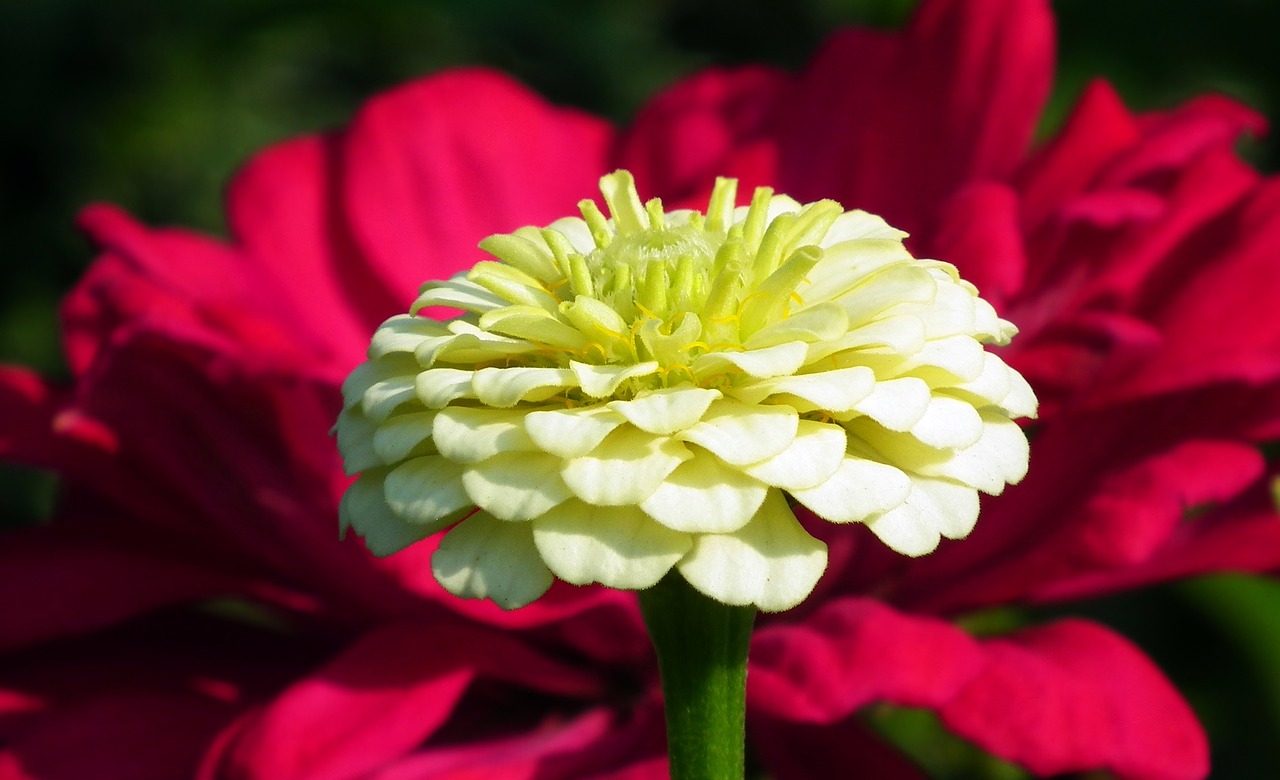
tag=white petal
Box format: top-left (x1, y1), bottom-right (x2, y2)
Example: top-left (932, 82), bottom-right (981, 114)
top-left (479, 230), bottom-right (561, 283)
top-left (740, 420), bottom-right (847, 490)
top-left (789, 453), bottom-right (911, 523)
top-left (432, 512), bottom-right (554, 609)
top-left (676, 490), bottom-right (828, 613)
top-left (937, 412), bottom-right (1031, 492)
top-left (462, 451), bottom-right (572, 521)
top-left (678, 400), bottom-right (798, 466)
top-left (730, 366), bottom-right (875, 413)
top-left (412, 277), bottom-right (507, 315)
top-left (425, 321), bottom-right (539, 366)
top-left (799, 239), bottom-right (914, 303)
top-left (820, 211), bottom-right (909, 245)
top-left (546, 216), bottom-right (596, 254)
top-left (472, 366), bottom-right (577, 407)
top-left (608, 387), bottom-right (721, 435)
top-left (943, 350), bottom-right (1012, 406)
top-left (744, 302), bottom-right (850, 350)
top-left (340, 471), bottom-right (441, 557)
top-left (524, 405), bottom-right (625, 458)
top-left (903, 335), bottom-right (987, 383)
top-left (372, 410), bottom-right (438, 463)
top-left (532, 500), bottom-right (691, 590)
top-left (909, 395), bottom-right (984, 449)
top-left (998, 365), bottom-right (1039, 419)
top-left (806, 315), bottom-right (926, 360)
top-left (369, 314), bottom-right (450, 358)
top-left (360, 361), bottom-right (419, 422)
top-left (640, 451), bottom-right (767, 533)
top-left (342, 357), bottom-right (407, 409)
top-left (384, 456), bottom-right (472, 524)
top-left (906, 279), bottom-right (976, 339)
top-left (864, 476), bottom-right (979, 556)
top-left (468, 261), bottom-right (561, 311)
top-left (856, 410), bottom-right (1030, 494)
top-left (971, 297), bottom-right (1007, 342)
top-left (433, 407), bottom-right (536, 463)
top-left (336, 407), bottom-right (381, 476)
top-left (415, 368), bottom-right (476, 408)
top-left (691, 341), bottom-right (809, 380)
top-left (847, 377), bottom-right (932, 431)
top-left (477, 306), bottom-right (587, 350)
top-left (834, 264), bottom-right (936, 326)
top-left (570, 361), bottom-right (661, 399)
top-left (561, 427), bottom-right (691, 506)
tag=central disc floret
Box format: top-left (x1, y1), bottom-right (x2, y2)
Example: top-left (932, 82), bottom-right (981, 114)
top-left (336, 169), bottom-right (1037, 613)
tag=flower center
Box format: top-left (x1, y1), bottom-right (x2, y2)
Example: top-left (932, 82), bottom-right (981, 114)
top-left (593, 223), bottom-right (723, 324)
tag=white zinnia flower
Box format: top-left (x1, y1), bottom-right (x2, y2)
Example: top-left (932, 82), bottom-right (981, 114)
top-left (336, 171), bottom-right (1036, 612)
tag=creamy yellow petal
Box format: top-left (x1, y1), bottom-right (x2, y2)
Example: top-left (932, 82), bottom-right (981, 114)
top-left (789, 454), bottom-right (910, 523)
top-left (678, 399), bottom-right (798, 466)
top-left (524, 405), bottom-right (625, 459)
top-left (639, 451), bottom-right (767, 533)
top-left (336, 407), bottom-right (381, 476)
top-left (739, 420), bottom-right (847, 490)
top-left (471, 366), bottom-right (578, 407)
top-left (432, 512), bottom-right (553, 609)
top-left (340, 471), bottom-right (443, 556)
top-left (909, 395), bottom-right (984, 450)
top-left (731, 366), bottom-right (875, 412)
top-left (691, 341), bottom-right (809, 380)
top-left (368, 314), bottom-right (450, 358)
top-left (608, 386), bottom-right (721, 435)
top-left (570, 360), bottom-right (661, 398)
top-left (384, 455), bottom-right (472, 524)
top-left (864, 476), bottom-right (979, 556)
top-left (561, 426), bottom-right (691, 505)
top-left (533, 500), bottom-right (691, 590)
top-left (371, 410), bottom-right (438, 463)
top-left (676, 490), bottom-right (827, 613)
top-left (414, 368), bottom-right (476, 408)
top-left (433, 407), bottom-right (537, 463)
top-left (462, 451), bottom-right (572, 521)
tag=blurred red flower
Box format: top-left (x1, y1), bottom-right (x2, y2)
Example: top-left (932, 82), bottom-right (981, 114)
top-left (3, 0), bottom-right (1278, 777)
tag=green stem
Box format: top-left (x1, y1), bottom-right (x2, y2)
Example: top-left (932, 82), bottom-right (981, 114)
top-left (638, 571), bottom-right (757, 780)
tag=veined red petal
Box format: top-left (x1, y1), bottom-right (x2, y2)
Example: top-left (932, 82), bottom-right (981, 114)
top-left (340, 70), bottom-right (614, 307)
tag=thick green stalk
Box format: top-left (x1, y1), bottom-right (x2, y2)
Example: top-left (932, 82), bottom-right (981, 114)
top-left (638, 571), bottom-right (757, 780)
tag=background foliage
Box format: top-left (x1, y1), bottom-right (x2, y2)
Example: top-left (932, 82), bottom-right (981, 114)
top-left (1, 0), bottom-right (1277, 776)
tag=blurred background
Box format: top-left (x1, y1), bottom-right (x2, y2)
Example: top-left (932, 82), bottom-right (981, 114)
top-left (1, 0), bottom-right (1277, 776)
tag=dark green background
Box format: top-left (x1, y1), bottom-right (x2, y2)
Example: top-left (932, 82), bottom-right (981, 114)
top-left (1, 1), bottom-right (1277, 776)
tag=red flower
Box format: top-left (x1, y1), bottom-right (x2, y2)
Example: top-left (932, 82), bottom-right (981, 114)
top-left (3, 0), bottom-right (1278, 777)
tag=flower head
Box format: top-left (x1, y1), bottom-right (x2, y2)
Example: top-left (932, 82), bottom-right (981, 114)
top-left (337, 170), bottom-right (1036, 612)
top-left (5, 1), bottom-right (1278, 777)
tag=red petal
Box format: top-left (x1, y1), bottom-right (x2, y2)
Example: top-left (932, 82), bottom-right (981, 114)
top-left (0, 530), bottom-right (229, 651)
top-left (69, 207), bottom-right (319, 377)
top-left (1114, 177), bottom-right (1280, 397)
top-left (752, 716), bottom-right (929, 780)
top-left (207, 622), bottom-right (605, 779)
top-left (1017, 81), bottom-right (1141, 232)
top-left (615, 66), bottom-right (786, 206)
top-left (0, 366), bottom-right (65, 466)
top-left (903, 392), bottom-right (1272, 612)
top-left (0, 692), bottom-right (231, 780)
top-left (928, 182), bottom-right (1027, 309)
top-left (356, 704), bottom-right (665, 780)
top-left (749, 599), bottom-right (983, 722)
top-left (752, 600), bottom-right (1206, 779)
top-left (341, 70), bottom-right (614, 307)
top-left (940, 620), bottom-right (1208, 780)
top-left (780, 0), bottom-right (1054, 238)
top-left (227, 135), bottom-right (392, 366)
